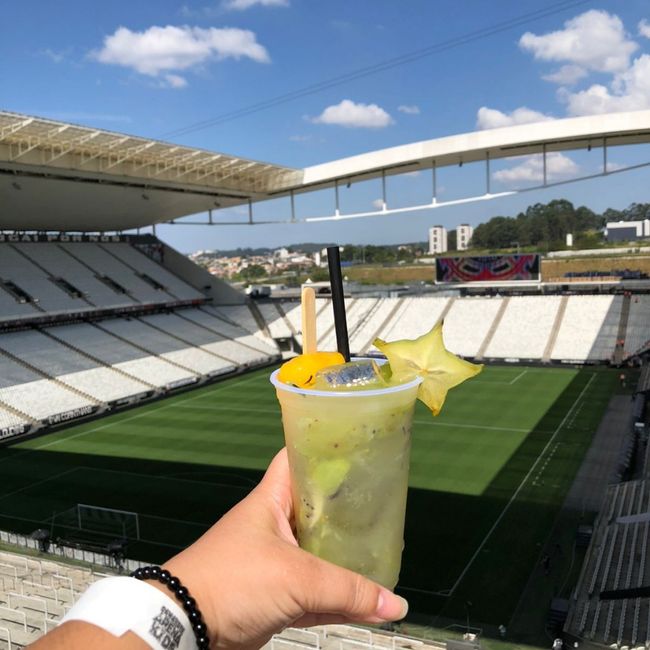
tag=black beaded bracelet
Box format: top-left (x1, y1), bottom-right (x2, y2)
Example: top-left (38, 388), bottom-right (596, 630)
top-left (131, 565), bottom-right (210, 650)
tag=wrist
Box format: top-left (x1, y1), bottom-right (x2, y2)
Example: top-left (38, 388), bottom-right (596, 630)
top-left (132, 565), bottom-right (210, 649)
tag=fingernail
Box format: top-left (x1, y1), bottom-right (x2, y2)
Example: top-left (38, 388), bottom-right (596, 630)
top-left (377, 589), bottom-right (409, 620)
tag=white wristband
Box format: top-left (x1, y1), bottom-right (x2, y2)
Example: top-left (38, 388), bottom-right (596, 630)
top-left (60, 576), bottom-right (197, 650)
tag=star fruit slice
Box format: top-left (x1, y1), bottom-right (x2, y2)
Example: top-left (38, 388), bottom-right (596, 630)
top-left (373, 321), bottom-right (482, 416)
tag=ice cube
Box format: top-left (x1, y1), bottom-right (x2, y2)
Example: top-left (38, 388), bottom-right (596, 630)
top-left (312, 359), bottom-right (387, 391)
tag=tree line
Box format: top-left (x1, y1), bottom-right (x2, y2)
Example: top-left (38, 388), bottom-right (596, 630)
top-left (470, 200), bottom-right (650, 251)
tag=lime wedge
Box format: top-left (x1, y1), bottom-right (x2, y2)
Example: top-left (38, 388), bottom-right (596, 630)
top-left (374, 321), bottom-right (482, 415)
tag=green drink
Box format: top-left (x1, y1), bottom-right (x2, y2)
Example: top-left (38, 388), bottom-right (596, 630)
top-left (271, 367), bottom-right (421, 589)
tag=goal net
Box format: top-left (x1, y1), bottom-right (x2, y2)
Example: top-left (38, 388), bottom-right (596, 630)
top-left (55, 504), bottom-right (140, 540)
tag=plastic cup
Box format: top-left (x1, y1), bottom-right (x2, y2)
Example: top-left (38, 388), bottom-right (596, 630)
top-left (270, 364), bottom-right (422, 588)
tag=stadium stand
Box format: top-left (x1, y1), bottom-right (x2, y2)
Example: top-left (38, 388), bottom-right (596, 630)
top-left (0, 245), bottom-right (86, 315)
top-left (17, 243), bottom-right (136, 309)
top-left (47, 322), bottom-right (197, 390)
top-left (0, 549), bottom-right (105, 648)
top-left (351, 297), bottom-right (402, 354)
top-left (0, 329), bottom-right (149, 404)
top-left (263, 624), bottom-right (446, 650)
top-left (97, 317), bottom-right (234, 377)
top-left (0, 349), bottom-right (96, 423)
top-left (565, 479), bottom-right (650, 648)
top-left (257, 302), bottom-right (294, 340)
top-left (177, 308), bottom-right (279, 361)
top-left (624, 295), bottom-right (650, 357)
top-left (211, 304), bottom-right (273, 344)
top-left (101, 242), bottom-right (202, 301)
top-left (551, 295), bottom-right (623, 362)
top-left (484, 295), bottom-right (563, 360)
top-left (380, 297), bottom-right (451, 342)
top-left (436, 297), bottom-right (502, 358)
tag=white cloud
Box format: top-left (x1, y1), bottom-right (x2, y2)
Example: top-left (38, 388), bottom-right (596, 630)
top-left (398, 104), bottom-right (420, 115)
top-left (42, 48), bottom-right (67, 64)
top-left (563, 54), bottom-right (650, 115)
top-left (476, 106), bottom-right (553, 130)
top-left (289, 134), bottom-right (312, 142)
top-left (493, 153), bottom-right (578, 185)
top-left (223, 0), bottom-right (288, 10)
top-left (91, 25), bottom-right (269, 81)
top-left (639, 19), bottom-right (650, 39)
top-left (520, 10), bottom-right (638, 78)
top-left (542, 64), bottom-right (588, 85)
top-left (311, 99), bottom-right (393, 128)
top-left (372, 198), bottom-right (385, 209)
top-left (164, 74), bottom-right (188, 88)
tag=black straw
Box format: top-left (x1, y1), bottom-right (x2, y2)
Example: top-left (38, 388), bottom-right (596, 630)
top-left (327, 246), bottom-right (350, 362)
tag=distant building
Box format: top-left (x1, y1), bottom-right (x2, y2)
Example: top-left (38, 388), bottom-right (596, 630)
top-left (428, 226), bottom-right (448, 254)
top-left (605, 220), bottom-right (650, 242)
top-left (456, 224), bottom-right (473, 251)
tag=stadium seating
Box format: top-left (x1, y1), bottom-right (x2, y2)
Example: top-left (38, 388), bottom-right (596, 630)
top-left (350, 297), bottom-right (402, 353)
top-left (0, 549), bottom-right (102, 648)
top-left (624, 295), bottom-right (650, 357)
top-left (0, 245), bottom-right (86, 315)
top-left (139, 312), bottom-right (259, 369)
top-left (256, 302), bottom-right (294, 339)
top-left (565, 479), bottom-right (650, 647)
top-left (176, 308), bottom-right (279, 361)
top-left (212, 304), bottom-right (274, 344)
top-left (49, 322), bottom-right (197, 389)
top-left (102, 243), bottom-right (202, 301)
top-left (98, 317), bottom-right (234, 377)
top-left (551, 295), bottom-right (623, 361)
top-left (378, 297), bottom-right (451, 342)
top-left (0, 329), bottom-right (150, 404)
top-left (17, 243), bottom-right (136, 310)
top-left (0, 242), bottom-right (205, 323)
top-left (484, 296), bottom-right (562, 359)
top-left (442, 297), bottom-right (502, 358)
top-left (60, 243), bottom-right (180, 304)
top-left (263, 624), bottom-right (447, 650)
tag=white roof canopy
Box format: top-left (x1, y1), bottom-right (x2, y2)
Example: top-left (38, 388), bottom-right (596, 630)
top-left (1, 109), bottom-right (650, 230)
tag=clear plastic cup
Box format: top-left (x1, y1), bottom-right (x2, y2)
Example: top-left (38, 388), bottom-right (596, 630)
top-left (271, 364), bottom-right (422, 588)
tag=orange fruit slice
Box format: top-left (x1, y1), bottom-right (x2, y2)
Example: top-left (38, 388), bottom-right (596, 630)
top-left (278, 352), bottom-right (346, 388)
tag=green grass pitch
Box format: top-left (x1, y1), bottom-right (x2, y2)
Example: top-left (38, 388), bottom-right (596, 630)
top-left (0, 364), bottom-right (618, 625)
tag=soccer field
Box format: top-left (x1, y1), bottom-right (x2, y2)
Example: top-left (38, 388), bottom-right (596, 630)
top-left (0, 364), bottom-right (618, 624)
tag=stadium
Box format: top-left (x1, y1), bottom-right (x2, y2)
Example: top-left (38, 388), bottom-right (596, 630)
top-left (1, 87), bottom-right (650, 650)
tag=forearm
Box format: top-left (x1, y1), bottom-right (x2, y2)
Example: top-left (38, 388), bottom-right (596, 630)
top-left (29, 622), bottom-right (149, 649)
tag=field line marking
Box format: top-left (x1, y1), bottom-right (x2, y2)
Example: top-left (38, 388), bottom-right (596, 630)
top-left (75, 465), bottom-right (254, 491)
top-left (444, 371), bottom-right (597, 597)
top-left (0, 468), bottom-right (78, 503)
top-left (23, 372), bottom-right (266, 452)
top-left (509, 370), bottom-right (528, 384)
top-left (171, 405), bottom-right (534, 434)
top-left (413, 419), bottom-right (532, 433)
top-left (175, 404), bottom-right (277, 414)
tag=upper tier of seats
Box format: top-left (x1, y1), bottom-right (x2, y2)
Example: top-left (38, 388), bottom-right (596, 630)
top-left (0, 242), bottom-right (204, 322)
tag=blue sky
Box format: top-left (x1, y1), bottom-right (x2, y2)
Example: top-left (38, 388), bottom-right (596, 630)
top-left (2, 0), bottom-right (650, 252)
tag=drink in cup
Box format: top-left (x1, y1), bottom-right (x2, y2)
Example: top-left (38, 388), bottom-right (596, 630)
top-left (271, 364), bottom-right (422, 589)
top-left (272, 321), bottom-right (482, 589)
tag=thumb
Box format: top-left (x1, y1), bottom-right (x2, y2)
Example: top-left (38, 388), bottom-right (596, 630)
top-left (297, 555), bottom-right (409, 623)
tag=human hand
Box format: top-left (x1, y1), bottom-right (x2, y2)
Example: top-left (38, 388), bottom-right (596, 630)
top-left (161, 448), bottom-right (408, 650)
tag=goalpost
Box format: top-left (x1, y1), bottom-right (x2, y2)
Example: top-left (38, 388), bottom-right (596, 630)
top-left (67, 504), bottom-right (141, 540)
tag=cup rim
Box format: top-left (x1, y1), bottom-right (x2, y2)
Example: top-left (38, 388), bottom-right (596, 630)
top-left (270, 357), bottom-right (423, 398)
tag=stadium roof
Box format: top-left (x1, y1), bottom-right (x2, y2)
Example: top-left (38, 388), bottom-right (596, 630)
top-left (2, 109), bottom-right (650, 230)
top-left (0, 111), bottom-right (301, 231)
